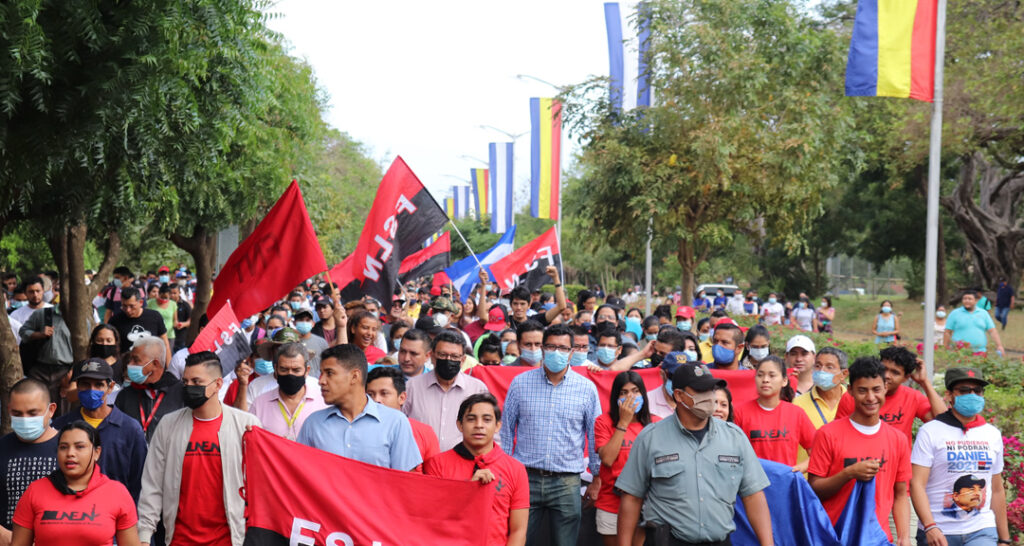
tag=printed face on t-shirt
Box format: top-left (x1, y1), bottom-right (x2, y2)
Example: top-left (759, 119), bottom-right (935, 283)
top-left (952, 484), bottom-right (984, 512)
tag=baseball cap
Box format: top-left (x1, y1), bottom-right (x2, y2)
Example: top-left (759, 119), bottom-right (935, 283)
top-left (660, 352), bottom-right (689, 376)
top-left (671, 363), bottom-right (726, 393)
top-left (944, 367), bottom-right (989, 390)
top-left (786, 335), bottom-right (816, 354)
top-left (72, 358), bottom-right (114, 382)
top-left (430, 286), bottom-right (442, 297)
top-left (675, 306), bottom-right (695, 319)
top-left (605, 296), bottom-right (625, 310)
top-left (158, 266), bottom-right (170, 273)
top-left (293, 308), bottom-right (314, 321)
top-left (415, 316), bottom-right (442, 336)
top-left (952, 474), bottom-right (986, 492)
top-left (484, 307), bottom-right (506, 331)
top-left (313, 299), bottom-right (331, 310)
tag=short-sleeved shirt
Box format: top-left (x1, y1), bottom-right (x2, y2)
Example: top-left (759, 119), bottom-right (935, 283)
top-left (0, 432), bottom-right (59, 528)
top-left (174, 414), bottom-right (231, 546)
top-left (835, 384), bottom-right (930, 443)
top-left (13, 470), bottom-right (137, 546)
top-left (807, 418), bottom-right (912, 543)
top-left (793, 386), bottom-right (846, 430)
top-left (424, 445), bottom-right (529, 546)
top-left (249, 386), bottom-right (328, 441)
top-left (300, 334), bottom-right (330, 377)
top-left (733, 400), bottom-right (816, 466)
top-left (594, 413), bottom-right (660, 513)
top-left (297, 396), bottom-right (423, 471)
top-left (409, 418), bottom-right (441, 468)
top-left (146, 299), bottom-right (177, 340)
top-left (403, 370), bottom-right (490, 451)
top-left (615, 415), bottom-right (770, 543)
top-left (945, 307), bottom-right (996, 352)
top-left (911, 412), bottom-right (1003, 535)
top-left (107, 309), bottom-right (167, 352)
top-left (647, 384), bottom-right (675, 420)
top-left (761, 302), bottom-right (784, 325)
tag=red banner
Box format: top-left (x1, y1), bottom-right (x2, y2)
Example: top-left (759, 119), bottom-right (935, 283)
top-left (398, 231), bottom-right (450, 282)
top-left (488, 226), bottom-right (561, 292)
top-left (209, 181), bottom-right (327, 319)
top-left (188, 301), bottom-right (251, 375)
top-left (243, 427), bottom-right (493, 545)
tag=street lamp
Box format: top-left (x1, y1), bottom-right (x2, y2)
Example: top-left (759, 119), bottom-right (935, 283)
top-left (516, 73), bottom-right (564, 92)
top-left (478, 125), bottom-right (528, 142)
top-left (459, 155), bottom-right (488, 166)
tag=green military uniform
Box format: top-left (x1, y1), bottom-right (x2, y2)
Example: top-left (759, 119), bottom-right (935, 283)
top-left (616, 414), bottom-right (770, 543)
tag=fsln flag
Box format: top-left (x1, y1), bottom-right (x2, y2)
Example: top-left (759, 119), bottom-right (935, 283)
top-left (470, 168), bottom-right (489, 220)
top-left (443, 226), bottom-right (516, 303)
top-left (188, 300), bottom-right (251, 376)
top-left (605, 2), bottom-right (652, 112)
top-left (529, 98), bottom-right (562, 220)
top-left (399, 231), bottom-right (451, 283)
top-left (242, 427), bottom-right (493, 546)
top-left (489, 142), bottom-right (515, 233)
top-left (490, 226), bottom-right (561, 292)
top-left (845, 0), bottom-right (937, 102)
top-left (454, 186), bottom-right (471, 220)
top-left (209, 181), bottom-right (327, 319)
top-left (333, 157), bottom-right (448, 305)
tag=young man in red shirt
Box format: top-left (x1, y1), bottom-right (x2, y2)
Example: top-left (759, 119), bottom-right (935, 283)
top-left (424, 393), bottom-right (528, 546)
top-left (366, 366), bottom-right (440, 471)
top-left (808, 356), bottom-right (912, 546)
top-left (835, 346), bottom-right (946, 443)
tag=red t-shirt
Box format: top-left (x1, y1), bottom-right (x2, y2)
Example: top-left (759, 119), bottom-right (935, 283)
top-left (13, 469), bottom-right (136, 546)
top-left (223, 374), bottom-right (263, 407)
top-left (593, 413), bottom-right (660, 513)
top-left (835, 384), bottom-right (930, 443)
top-left (410, 418), bottom-right (441, 472)
top-left (174, 414), bottom-right (231, 546)
top-left (363, 345), bottom-right (387, 365)
top-left (733, 400), bottom-right (816, 466)
top-left (807, 418), bottom-right (911, 542)
top-left (424, 445), bottom-right (529, 546)
top-left (462, 321), bottom-right (487, 343)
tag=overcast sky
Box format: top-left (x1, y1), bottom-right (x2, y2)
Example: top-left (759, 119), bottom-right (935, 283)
top-left (266, 0), bottom-right (612, 206)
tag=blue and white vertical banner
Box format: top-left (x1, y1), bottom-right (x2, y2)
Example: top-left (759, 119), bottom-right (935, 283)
top-left (453, 186), bottom-right (471, 220)
top-left (605, 2), bottom-right (651, 112)
top-left (489, 142), bottom-right (515, 234)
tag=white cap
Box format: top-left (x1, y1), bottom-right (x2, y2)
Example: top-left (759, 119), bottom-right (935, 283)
top-left (786, 335), bottom-right (816, 354)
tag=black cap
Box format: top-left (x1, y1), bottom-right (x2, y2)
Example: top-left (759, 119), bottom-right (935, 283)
top-left (293, 308), bottom-right (315, 321)
top-left (415, 316), bottom-right (441, 335)
top-left (952, 474), bottom-right (985, 492)
top-left (671, 363), bottom-right (726, 393)
top-left (72, 358), bottom-right (114, 382)
top-left (605, 296), bottom-right (626, 310)
top-left (313, 299), bottom-right (331, 309)
top-left (944, 367), bottom-right (989, 390)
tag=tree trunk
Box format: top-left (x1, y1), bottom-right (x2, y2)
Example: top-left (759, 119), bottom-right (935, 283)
top-left (677, 238), bottom-right (697, 302)
top-left (0, 292), bottom-right (24, 433)
top-left (171, 226), bottom-right (217, 342)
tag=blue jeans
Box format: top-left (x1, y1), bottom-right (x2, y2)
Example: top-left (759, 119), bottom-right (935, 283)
top-left (995, 306), bottom-right (1010, 328)
top-left (915, 526), bottom-right (997, 546)
top-left (525, 471), bottom-right (582, 546)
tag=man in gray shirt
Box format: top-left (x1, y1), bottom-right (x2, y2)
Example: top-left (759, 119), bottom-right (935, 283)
top-left (293, 309), bottom-right (329, 377)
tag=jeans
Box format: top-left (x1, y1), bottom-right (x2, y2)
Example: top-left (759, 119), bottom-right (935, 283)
top-left (915, 526), bottom-right (998, 546)
top-left (994, 306), bottom-right (1010, 328)
top-left (525, 472), bottom-right (581, 546)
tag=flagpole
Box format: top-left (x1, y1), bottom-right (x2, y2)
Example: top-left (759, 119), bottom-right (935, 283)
top-left (645, 217), bottom-right (653, 316)
top-left (922, 0), bottom-right (948, 380)
top-left (448, 218), bottom-right (484, 269)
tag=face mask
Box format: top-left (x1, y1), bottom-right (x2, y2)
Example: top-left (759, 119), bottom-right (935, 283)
top-left (112, 278), bottom-right (123, 288)
top-left (768, 297), bottom-right (777, 304)
top-left (501, 355), bottom-right (517, 365)
top-left (581, 321), bottom-right (593, 330)
top-left (43, 290), bottom-right (54, 303)
top-left (683, 349), bottom-right (699, 362)
top-left (618, 397), bottom-right (644, 412)
top-left (813, 370), bottom-right (839, 391)
top-left (663, 379), bottom-right (673, 395)
top-left (798, 302), bottom-right (807, 309)
top-left (698, 293), bottom-right (705, 300)
top-left (90, 344), bottom-right (118, 359)
top-left (241, 318), bottom-right (253, 329)
top-left (570, 352), bottom-right (588, 367)
top-left (434, 313), bottom-right (450, 327)
top-left (936, 311), bottom-right (947, 319)
top-left (676, 321), bottom-right (691, 331)
top-left (126, 364), bottom-right (151, 385)
top-left (717, 293), bottom-right (724, 298)
top-left (521, 348), bottom-right (542, 365)
top-left (11, 415), bottom-right (46, 441)
top-left (699, 333), bottom-right (710, 342)
top-left (501, 341), bottom-right (511, 354)
top-left (10, 300), bottom-right (27, 309)
top-left (680, 389), bottom-right (717, 420)
top-left (78, 389), bottom-right (106, 410)
top-left (543, 350), bottom-right (569, 373)
top-left (749, 347), bottom-right (770, 361)
top-left (645, 334), bottom-right (657, 341)
top-left (649, 353), bottom-right (664, 367)
top-left (159, 275), bottom-right (170, 284)
top-left (596, 347), bottom-right (617, 365)
top-left (295, 321), bottom-right (314, 335)
top-left (276, 374), bottom-right (306, 396)
top-left (820, 301), bottom-right (827, 308)
top-left (254, 358), bottom-right (275, 376)
top-left (289, 301), bottom-right (303, 311)
top-left (953, 393), bottom-right (985, 418)
top-left (183, 384), bottom-right (212, 410)
top-left (435, 358), bottom-right (461, 381)
top-left (881, 306), bottom-right (892, 314)
top-left (712, 344), bottom-right (735, 365)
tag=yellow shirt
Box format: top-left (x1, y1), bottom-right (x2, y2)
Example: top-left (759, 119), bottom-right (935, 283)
top-left (80, 409), bottom-right (105, 429)
top-left (793, 385), bottom-right (846, 462)
top-left (699, 339), bottom-right (714, 364)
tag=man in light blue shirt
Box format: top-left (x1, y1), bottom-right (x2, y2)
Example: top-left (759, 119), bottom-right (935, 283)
top-left (944, 290), bottom-right (1004, 356)
top-left (298, 344), bottom-right (422, 471)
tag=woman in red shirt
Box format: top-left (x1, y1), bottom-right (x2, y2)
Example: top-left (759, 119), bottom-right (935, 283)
top-left (733, 356), bottom-right (816, 472)
top-left (347, 310), bottom-right (386, 363)
top-left (12, 421), bottom-right (140, 546)
top-left (594, 371), bottom-right (660, 546)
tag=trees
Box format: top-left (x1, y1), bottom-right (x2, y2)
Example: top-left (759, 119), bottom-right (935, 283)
top-left (564, 0), bottom-right (861, 298)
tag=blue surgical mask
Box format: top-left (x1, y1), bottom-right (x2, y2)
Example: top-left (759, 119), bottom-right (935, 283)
top-left (799, 302), bottom-right (807, 309)
top-left (663, 379), bottom-right (673, 396)
top-left (543, 350), bottom-right (569, 373)
top-left (521, 348), bottom-right (542, 365)
top-left (289, 301), bottom-right (303, 311)
top-left (77, 389), bottom-right (106, 410)
top-left (254, 358), bottom-right (275, 376)
top-left (11, 415), bottom-right (46, 441)
top-left (953, 393), bottom-right (985, 418)
top-left (683, 349), bottom-right (699, 362)
top-left (581, 321), bottom-right (593, 330)
top-left (881, 306), bottom-right (892, 314)
top-left (676, 321), bottom-right (691, 331)
top-left (295, 321), bottom-right (314, 335)
top-left (126, 364), bottom-right (151, 385)
top-left (240, 318), bottom-right (253, 329)
top-left (501, 354), bottom-right (517, 365)
top-left (768, 297), bottom-right (777, 304)
top-left (10, 300), bottom-right (26, 309)
top-left (749, 347), bottom-right (770, 361)
top-left (645, 334), bottom-right (657, 341)
top-left (112, 278), bottom-right (123, 288)
top-left (501, 341), bottom-right (511, 354)
top-left (618, 397), bottom-right (644, 412)
top-left (936, 311), bottom-right (947, 319)
top-left (813, 370), bottom-right (839, 391)
top-left (569, 352), bottom-right (588, 367)
top-left (158, 275), bottom-right (170, 284)
top-left (712, 344), bottom-right (735, 365)
top-left (596, 347), bottom-right (617, 365)
top-left (699, 332), bottom-right (710, 343)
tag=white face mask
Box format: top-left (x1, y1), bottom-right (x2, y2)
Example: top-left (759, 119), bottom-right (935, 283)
top-left (434, 313), bottom-right (450, 327)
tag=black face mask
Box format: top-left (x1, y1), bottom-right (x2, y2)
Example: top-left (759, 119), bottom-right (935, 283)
top-left (183, 384), bottom-right (211, 409)
top-left (90, 344), bottom-right (119, 359)
top-left (276, 374), bottom-right (305, 396)
top-left (435, 358), bottom-right (461, 381)
top-left (649, 353), bottom-right (664, 367)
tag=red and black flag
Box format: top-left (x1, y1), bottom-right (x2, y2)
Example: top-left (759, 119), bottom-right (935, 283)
top-left (489, 226), bottom-right (561, 293)
top-left (399, 231), bottom-right (451, 283)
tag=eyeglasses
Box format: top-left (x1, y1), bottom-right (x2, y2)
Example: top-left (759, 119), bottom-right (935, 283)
top-left (572, 343), bottom-right (589, 351)
top-left (434, 352), bottom-right (464, 361)
top-left (544, 344), bottom-right (571, 353)
top-left (953, 385), bottom-right (985, 396)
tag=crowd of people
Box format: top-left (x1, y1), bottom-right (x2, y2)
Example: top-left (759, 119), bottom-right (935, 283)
top-left (0, 264), bottom-right (1014, 546)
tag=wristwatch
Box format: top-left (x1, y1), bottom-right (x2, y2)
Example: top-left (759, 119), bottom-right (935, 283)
top-left (997, 539), bottom-right (1011, 545)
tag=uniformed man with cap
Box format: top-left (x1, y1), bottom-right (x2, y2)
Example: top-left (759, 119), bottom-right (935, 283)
top-left (614, 363), bottom-right (773, 546)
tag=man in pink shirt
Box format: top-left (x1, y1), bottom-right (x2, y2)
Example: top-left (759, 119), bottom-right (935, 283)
top-left (249, 342), bottom-right (327, 441)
